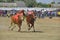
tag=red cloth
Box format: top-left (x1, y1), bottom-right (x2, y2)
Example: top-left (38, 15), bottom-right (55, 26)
top-left (12, 13), bottom-right (23, 23)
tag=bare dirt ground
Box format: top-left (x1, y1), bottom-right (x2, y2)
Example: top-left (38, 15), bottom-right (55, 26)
top-left (0, 17), bottom-right (60, 40)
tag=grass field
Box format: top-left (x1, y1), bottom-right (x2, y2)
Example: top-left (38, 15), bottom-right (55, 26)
top-left (0, 17), bottom-right (60, 40)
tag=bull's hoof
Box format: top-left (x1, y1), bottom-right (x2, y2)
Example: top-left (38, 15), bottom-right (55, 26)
top-left (34, 30), bottom-right (35, 32)
top-left (28, 28), bottom-right (30, 31)
top-left (11, 28), bottom-right (13, 31)
top-left (9, 26), bottom-right (11, 28)
top-left (18, 30), bottom-right (20, 32)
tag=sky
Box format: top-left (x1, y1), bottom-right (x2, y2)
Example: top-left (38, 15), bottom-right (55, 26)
top-left (36, 0), bottom-right (60, 4)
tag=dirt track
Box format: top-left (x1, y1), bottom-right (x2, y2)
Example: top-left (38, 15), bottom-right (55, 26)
top-left (0, 17), bottom-right (60, 40)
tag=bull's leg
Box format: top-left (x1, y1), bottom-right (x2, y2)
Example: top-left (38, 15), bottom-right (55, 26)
top-left (9, 22), bottom-right (13, 30)
top-left (28, 24), bottom-right (32, 30)
top-left (27, 23), bottom-right (30, 30)
top-left (32, 24), bottom-right (35, 32)
top-left (18, 25), bottom-right (21, 32)
top-left (18, 24), bottom-right (22, 32)
top-left (28, 24), bottom-right (30, 30)
top-left (11, 24), bottom-right (16, 31)
top-left (29, 23), bottom-right (35, 32)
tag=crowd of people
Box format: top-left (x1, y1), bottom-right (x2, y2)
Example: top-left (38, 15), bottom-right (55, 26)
top-left (34, 9), bottom-right (57, 19)
top-left (0, 9), bottom-right (60, 19)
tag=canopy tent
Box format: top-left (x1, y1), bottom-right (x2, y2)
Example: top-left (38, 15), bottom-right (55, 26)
top-left (0, 8), bottom-right (13, 10)
top-left (0, 8), bottom-right (58, 11)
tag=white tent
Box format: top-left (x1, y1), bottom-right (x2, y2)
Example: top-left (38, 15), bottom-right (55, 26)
top-left (0, 7), bottom-right (58, 11)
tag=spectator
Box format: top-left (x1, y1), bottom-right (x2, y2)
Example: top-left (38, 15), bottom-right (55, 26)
top-left (41, 9), bottom-right (45, 18)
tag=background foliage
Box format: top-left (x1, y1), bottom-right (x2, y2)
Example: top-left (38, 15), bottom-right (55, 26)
top-left (0, 0), bottom-right (52, 7)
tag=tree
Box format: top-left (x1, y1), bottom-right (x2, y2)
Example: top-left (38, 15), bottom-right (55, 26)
top-left (37, 2), bottom-right (49, 7)
top-left (0, 0), bottom-right (4, 2)
top-left (51, 2), bottom-right (55, 4)
top-left (19, 0), bottom-right (37, 7)
top-left (7, 0), bottom-right (14, 2)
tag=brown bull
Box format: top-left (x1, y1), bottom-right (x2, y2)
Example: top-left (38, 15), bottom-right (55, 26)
top-left (26, 11), bottom-right (36, 32)
top-left (9, 10), bottom-right (25, 32)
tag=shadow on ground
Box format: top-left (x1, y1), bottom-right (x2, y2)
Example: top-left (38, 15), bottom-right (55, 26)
top-left (15, 30), bottom-right (44, 33)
